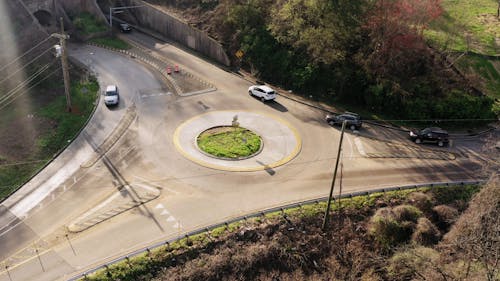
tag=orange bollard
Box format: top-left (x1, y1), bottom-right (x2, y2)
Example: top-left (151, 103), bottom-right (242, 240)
top-left (166, 66), bottom-right (171, 75)
top-left (174, 65), bottom-right (179, 72)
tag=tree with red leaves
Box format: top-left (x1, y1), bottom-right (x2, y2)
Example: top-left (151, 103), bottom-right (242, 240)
top-left (364, 0), bottom-right (443, 77)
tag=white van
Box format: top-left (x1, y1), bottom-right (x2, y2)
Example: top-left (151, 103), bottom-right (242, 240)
top-left (104, 85), bottom-right (119, 106)
top-left (248, 85), bottom-right (277, 102)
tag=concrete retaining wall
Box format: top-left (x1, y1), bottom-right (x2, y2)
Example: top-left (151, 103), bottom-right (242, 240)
top-left (57, 0), bottom-right (108, 23)
top-left (125, 0), bottom-right (230, 66)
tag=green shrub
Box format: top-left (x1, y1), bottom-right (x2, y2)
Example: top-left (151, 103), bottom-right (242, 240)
top-left (72, 12), bottom-right (107, 35)
top-left (429, 185), bottom-right (481, 208)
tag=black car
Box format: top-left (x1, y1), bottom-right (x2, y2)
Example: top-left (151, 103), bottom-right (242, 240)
top-left (409, 127), bottom-right (449, 147)
top-left (325, 112), bottom-right (362, 130)
top-left (119, 23), bottom-right (132, 33)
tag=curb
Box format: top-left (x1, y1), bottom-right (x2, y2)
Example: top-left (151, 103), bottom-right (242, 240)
top-left (80, 105), bottom-right (137, 168)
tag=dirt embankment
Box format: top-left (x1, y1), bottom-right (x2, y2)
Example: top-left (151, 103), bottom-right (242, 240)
top-left (92, 180), bottom-right (499, 281)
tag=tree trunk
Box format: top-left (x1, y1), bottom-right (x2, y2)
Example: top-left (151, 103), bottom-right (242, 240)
top-left (498, 0), bottom-right (500, 19)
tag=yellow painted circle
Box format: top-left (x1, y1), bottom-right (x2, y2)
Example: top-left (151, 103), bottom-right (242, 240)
top-left (173, 110), bottom-right (302, 171)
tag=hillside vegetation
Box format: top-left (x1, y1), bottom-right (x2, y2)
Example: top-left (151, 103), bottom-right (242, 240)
top-left (147, 0), bottom-right (499, 122)
top-left (86, 180), bottom-right (500, 281)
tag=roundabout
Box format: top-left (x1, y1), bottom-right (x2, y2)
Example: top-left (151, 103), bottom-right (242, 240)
top-left (173, 110), bottom-right (302, 171)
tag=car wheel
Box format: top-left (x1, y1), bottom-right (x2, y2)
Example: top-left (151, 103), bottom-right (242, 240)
top-left (349, 124), bottom-right (356, 131)
top-left (415, 138), bottom-right (422, 144)
top-left (248, 90), bottom-right (253, 96)
top-left (328, 120), bottom-right (335, 126)
top-left (261, 97), bottom-right (266, 102)
top-left (437, 141), bottom-right (444, 147)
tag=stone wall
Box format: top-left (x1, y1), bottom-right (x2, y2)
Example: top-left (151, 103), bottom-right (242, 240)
top-left (125, 0), bottom-right (230, 66)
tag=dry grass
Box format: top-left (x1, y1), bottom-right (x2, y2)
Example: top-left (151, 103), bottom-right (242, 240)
top-left (412, 217), bottom-right (441, 246)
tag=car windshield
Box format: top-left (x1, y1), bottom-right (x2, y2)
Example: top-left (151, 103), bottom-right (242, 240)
top-left (105, 91), bottom-right (117, 96)
top-left (342, 115), bottom-right (357, 120)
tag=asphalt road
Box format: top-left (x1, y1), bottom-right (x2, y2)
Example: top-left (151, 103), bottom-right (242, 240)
top-left (0, 32), bottom-right (496, 281)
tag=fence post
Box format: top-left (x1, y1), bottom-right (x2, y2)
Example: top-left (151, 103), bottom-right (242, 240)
top-left (184, 234), bottom-right (192, 246)
top-left (105, 265), bottom-right (112, 279)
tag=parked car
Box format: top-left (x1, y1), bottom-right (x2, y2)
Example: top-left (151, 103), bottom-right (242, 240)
top-left (409, 127), bottom-right (449, 147)
top-left (248, 85), bottom-right (277, 102)
top-left (119, 23), bottom-right (132, 33)
top-left (325, 112), bottom-right (362, 130)
top-left (104, 85), bottom-right (119, 106)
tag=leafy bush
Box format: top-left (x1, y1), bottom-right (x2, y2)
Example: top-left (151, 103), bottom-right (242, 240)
top-left (72, 12), bottom-right (107, 35)
top-left (429, 185), bottom-right (481, 209)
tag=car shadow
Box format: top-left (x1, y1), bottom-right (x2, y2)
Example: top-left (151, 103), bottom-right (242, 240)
top-left (265, 100), bottom-right (288, 112)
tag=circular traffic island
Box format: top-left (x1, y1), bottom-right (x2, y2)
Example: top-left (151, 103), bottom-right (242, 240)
top-left (196, 126), bottom-right (263, 160)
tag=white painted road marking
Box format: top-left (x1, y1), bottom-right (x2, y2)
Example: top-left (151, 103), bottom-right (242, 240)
top-left (354, 137), bottom-right (367, 156)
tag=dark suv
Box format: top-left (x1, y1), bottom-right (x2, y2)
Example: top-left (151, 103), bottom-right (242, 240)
top-left (409, 127), bottom-right (449, 147)
top-left (325, 112), bottom-right (362, 130)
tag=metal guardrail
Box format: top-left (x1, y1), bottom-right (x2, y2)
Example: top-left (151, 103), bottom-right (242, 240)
top-left (68, 179), bottom-right (485, 281)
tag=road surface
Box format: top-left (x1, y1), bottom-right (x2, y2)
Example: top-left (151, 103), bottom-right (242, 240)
top-left (0, 32), bottom-right (496, 281)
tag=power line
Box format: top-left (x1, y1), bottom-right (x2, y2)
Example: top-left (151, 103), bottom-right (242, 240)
top-left (0, 36), bottom-right (53, 73)
top-left (0, 46), bottom-right (54, 86)
top-left (0, 61), bottom-right (55, 106)
top-left (0, 65), bottom-right (61, 111)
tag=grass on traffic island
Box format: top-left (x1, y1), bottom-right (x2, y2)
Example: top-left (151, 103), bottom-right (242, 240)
top-left (197, 126), bottom-right (261, 159)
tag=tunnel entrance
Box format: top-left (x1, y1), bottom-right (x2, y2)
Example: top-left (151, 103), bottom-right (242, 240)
top-left (34, 10), bottom-right (52, 26)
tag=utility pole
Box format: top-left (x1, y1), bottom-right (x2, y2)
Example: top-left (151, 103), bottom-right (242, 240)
top-left (52, 18), bottom-right (71, 112)
top-left (322, 120), bottom-right (346, 230)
